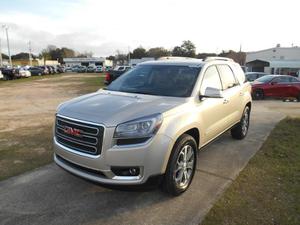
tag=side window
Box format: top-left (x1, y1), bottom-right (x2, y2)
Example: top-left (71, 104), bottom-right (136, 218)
top-left (217, 65), bottom-right (239, 90)
top-left (289, 77), bottom-right (299, 83)
top-left (274, 77), bottom-right (289, 83)
top-left (200, 66), bottom-right (222, 93)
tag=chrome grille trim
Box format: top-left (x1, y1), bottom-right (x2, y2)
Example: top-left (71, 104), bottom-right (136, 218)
top-left (55, 114), bottom-right (104, 155)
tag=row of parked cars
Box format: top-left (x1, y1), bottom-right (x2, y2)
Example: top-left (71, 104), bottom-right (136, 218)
top-left (65, 65), bottom-right (112, 73)
top-left (0, 65), bottom-right (65, 80)
top-left (245, 72), bottom-right (300, 101)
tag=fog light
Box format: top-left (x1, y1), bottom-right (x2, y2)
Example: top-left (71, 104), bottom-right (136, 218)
top-left (111, 167), bottom-right (140, 176)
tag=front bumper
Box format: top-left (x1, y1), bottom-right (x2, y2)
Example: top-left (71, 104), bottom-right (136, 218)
top-left (53, 130), bottom-right (174, 185)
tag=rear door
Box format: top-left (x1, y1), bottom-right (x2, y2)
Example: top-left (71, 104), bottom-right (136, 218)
top-left (217, 64), bottom-right (242, 127)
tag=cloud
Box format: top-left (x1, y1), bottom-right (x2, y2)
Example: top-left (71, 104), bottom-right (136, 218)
top-left (0, 0), bottom-right (299, 56)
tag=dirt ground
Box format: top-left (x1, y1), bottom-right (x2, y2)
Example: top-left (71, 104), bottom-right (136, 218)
top-left (0, 74), bottom-right (97, 132)
top-left (0, 73), bottom-right (104, 180)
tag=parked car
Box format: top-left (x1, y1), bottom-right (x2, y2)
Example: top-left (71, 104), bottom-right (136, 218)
top-left (39, 66), bottom-right (49, 75)
top-left (18, 68), bottom-right (31, 78)
top-left (87, 65), bottom-right (96, 73)
top-left (1, 67), bottom-right (19, 80)
top-left (104, 66), bottom-right (112, 72)
top-left (47, 66), bottom-right (55, 74)
top-left (77, 66), bottom-right (87, 73)
top-left (0, 69), bottom-right (3, 80)
top-left (104, 66), bottom-right (132, 84)
top-left (251, 75), bottom-right (300, 101)
top-left (53, 57), bottom-right (252, 196)
top-left (245, 72), bottom-right (268, 82)
top-left (56, 65), bottom-right (64, 73)
top-left (28, 67), bottom-right (43, 76)
top-left (71, 65), bottom-right (80, 72)
top-left (65, 66), bottom-right (73, 72)
top-left (95, 66), bottom-right (103, 72)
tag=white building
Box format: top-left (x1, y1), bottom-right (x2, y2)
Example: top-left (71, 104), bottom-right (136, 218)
top-left (129, 57), bottom-right (155, 67)
top-left (246, 45), bottom-right (300, 75)
top-left (63, 57), bottom-right (113, 67)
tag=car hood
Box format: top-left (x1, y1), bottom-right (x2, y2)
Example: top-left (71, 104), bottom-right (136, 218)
top-left (58, 90), bottom-right (187, 127)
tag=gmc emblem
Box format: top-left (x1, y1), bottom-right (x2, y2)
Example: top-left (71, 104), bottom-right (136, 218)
top-left (63, 126), bottom-right (81, 137)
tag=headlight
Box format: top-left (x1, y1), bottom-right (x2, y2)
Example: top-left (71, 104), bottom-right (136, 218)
top-left (114, 114), bottom-right (163, 139)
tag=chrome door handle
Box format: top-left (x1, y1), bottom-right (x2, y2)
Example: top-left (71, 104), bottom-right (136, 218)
top-left (223, 99), bottom-right (229, 104)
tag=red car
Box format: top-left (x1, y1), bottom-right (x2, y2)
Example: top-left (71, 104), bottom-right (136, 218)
top-left (251, 75), bottom-right (300, 101)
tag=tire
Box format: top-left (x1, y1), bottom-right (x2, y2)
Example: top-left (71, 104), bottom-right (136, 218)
top-left (253, 89), bottom-right (264, 100)
top-left (231, 106), bottom-right (250, 140)
top-left (297, 93), bottom-right (300, 102)
top-left (161, 134), bottom-right (197, 196)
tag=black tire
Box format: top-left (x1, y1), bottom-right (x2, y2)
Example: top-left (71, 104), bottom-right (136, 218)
top-left (161, 134), bottom-right (197, 196)
top-left (231, 106), bottom-right (250, 140)
top-left (297, 93), bottom-right (300, 102)
top-left (253, 89), bottom-right (264, 100)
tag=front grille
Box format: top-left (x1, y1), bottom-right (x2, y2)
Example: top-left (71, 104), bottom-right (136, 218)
top-left (55, 116), bottom-right (104, 155)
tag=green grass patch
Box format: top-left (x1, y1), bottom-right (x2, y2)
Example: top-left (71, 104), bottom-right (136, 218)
top-left (202, 118), bottom-right (300, 225)
top-left (0, 125), bottom-right (53, 181)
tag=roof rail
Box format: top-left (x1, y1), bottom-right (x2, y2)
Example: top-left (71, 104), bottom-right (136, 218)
top-left (204, 57), bottom-right (234, 62)
top-left (158, 56), bottom-right (201, 61)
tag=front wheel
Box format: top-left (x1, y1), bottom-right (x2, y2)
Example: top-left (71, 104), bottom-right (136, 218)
top-left (161, 134), bottom-right (197, 196)
top-left (253, 89), bottom-right (264, 100)
top-left (231, 106), bottom-right (250, 140)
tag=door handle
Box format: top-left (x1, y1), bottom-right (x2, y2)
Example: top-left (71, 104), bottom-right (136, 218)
top-left (223, 99), bottom-right (229, 104)
top-left (239, 92), bottom-right (244, 96)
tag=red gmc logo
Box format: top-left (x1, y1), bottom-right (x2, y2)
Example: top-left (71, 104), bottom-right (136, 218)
top-left (63, 126), bottom-right (81, 137)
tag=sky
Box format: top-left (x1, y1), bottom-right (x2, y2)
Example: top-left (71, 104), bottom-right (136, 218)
top-left (0, 0), bottom-right (299, 57)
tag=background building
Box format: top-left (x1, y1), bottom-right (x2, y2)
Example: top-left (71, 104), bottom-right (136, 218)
top-left (246, 45), bottom-right (300, 75)
top-left (63, 57), bottom-right (112, 67)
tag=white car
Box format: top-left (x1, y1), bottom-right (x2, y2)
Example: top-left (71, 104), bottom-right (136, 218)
top-left (0, 70), bottom-right (3, 80)
top-left (95, 66), bottom-right (103, 72)
top-left (19, 68), bottom-right (31, 78)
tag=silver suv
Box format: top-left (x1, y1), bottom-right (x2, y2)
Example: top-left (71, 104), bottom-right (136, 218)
top-left (53, 57), bottom-right (252, 195)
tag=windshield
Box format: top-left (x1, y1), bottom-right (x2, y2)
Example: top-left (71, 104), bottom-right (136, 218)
top-left (106, 65), bottom-right (201, 97)
top-left (255, 75), bottom-right (274, 83)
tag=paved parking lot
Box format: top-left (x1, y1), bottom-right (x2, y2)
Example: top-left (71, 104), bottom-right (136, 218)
top-left (0, 101), bottom-right (288, 225)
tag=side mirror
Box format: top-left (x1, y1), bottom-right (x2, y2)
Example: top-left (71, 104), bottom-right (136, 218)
top-left (199, 87), bottom-right (223, 99)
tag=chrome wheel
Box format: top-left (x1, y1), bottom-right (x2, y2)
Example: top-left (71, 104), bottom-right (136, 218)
top-left (242, 107), bottom-right (249, 136)
top-left (174, 145), bottom-right (195, 188)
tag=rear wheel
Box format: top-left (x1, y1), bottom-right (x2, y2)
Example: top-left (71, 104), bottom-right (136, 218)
top-left (253, 89), bottom-right (264, 100)
top-left (231, 106), bottom-right (250, 140)
top-left (297, 93), bottom-right (300, 102)
top-left (161, 134), bottom-right (197, 196)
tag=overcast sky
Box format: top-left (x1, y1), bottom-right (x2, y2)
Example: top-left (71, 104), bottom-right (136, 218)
top-left (0, 0), bottom-right (299, 56)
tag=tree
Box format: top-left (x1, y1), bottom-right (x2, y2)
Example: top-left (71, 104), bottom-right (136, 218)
top-left (219, 50), bottom-right (246, 65)
top-left (1, 53), bottom-right (9, 59)
top-left (131, 47), bottom-right (147, 59)
top-left (181, 40), bottom-right (196, 57)
top-left (147, 47), bottom-right (170, 59)
top-left (172, 46), bottom-right (184, 57)
top-left (172, 40), bottom-right (196, 58)
top-left (12, 52), bottom-right (37, 60)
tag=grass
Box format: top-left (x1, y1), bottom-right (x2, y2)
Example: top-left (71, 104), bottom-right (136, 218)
top-left (0, 125), bottom-right (53, 181)
top-left (201, 118), bottom-right (300, 225)
top-left (0, 73), bottom-right (105, 181)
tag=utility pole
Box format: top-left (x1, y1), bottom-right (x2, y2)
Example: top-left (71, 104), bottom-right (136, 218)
top-left (0, 38), bottom-right (3, 67)
top-left (128, 46), bottom-right (130, 66)
top-left (2, 25), bottom-right (12, 67)
top-left (28, 41), bottom-right (32, 66)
